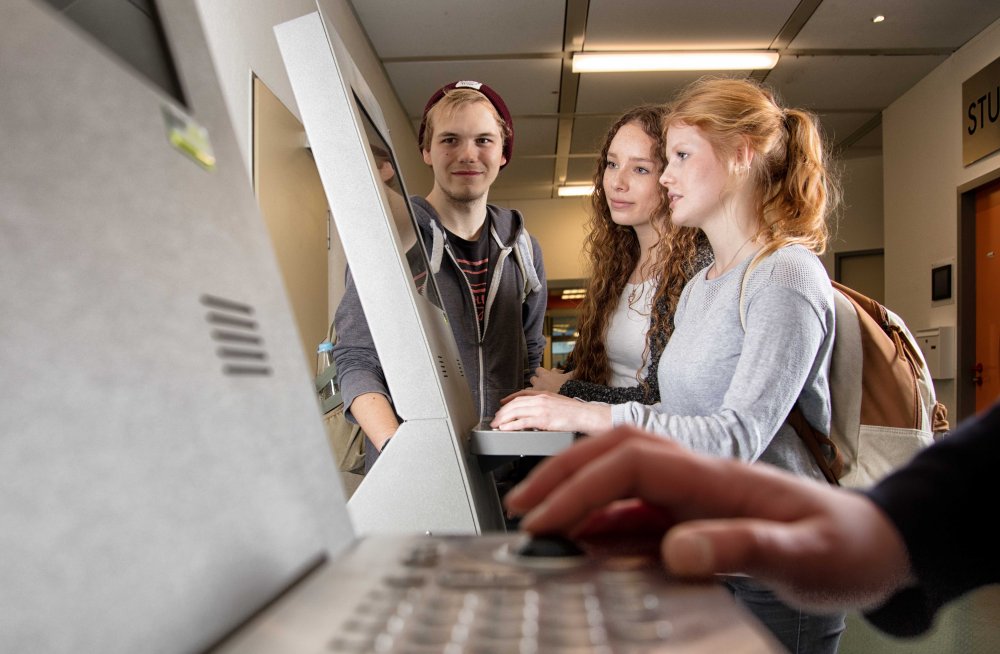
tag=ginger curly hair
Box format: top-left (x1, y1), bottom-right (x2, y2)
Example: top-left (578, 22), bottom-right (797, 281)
top-left (664, 77), bottom-right (840, 262)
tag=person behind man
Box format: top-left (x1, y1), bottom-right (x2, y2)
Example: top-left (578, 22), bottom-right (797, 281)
top-left (332, 80), bottom-right (547, 471)
top-left (505, 399), bottom-right (1000, 641)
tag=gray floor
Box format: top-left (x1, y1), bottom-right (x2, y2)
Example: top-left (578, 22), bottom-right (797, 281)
top-left (840, 586), bottom-right (1000, 653)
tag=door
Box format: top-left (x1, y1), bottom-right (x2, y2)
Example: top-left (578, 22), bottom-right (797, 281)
top-left (252, 76), bottom-right (330, 368)
top-left (975, 177), bottom-right (1000, 412)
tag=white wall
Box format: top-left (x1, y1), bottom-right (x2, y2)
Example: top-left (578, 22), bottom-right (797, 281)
top-left (820, 153), bottom-right (885, 276)
top-left (883, 17), bottom-right (1000, 417)
top-left (506, 197), bottom-right (591, 282)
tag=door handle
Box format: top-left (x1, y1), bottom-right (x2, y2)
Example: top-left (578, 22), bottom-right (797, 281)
top-left (973, 362), bottom-right (984, 387)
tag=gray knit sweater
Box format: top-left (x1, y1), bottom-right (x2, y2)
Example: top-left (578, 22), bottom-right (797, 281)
top-left (611, 245), bottom-right (835, 480)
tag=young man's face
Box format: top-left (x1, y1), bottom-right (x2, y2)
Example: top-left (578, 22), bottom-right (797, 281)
top-left (422, 101), bottom-right (507, 204)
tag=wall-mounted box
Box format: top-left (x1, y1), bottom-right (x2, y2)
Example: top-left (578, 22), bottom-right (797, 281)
top-left (914, 326), bottom-right (956, 380)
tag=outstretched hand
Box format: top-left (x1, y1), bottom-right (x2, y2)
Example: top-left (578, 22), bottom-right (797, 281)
top-left (491, 391), bottom-right (612, 434)
top-left (528, 366), bottom-right (574, 393)
top-left (503, 426), bottom-right (912, 613)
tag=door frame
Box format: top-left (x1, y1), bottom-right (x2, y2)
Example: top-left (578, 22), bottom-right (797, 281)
top-left (957, 168), bottom-right (1000, 421)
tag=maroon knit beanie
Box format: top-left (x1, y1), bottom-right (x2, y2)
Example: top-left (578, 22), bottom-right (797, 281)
top-left (417, 80), bottom-right (513, 169)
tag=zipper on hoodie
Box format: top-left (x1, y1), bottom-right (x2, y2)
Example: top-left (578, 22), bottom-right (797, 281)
top-left (444, 240), bottom-right (488, 422)
top-left (482, 224), bottom-right (513, 339)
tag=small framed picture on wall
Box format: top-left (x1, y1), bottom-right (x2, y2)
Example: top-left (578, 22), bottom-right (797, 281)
top-left (931, 258), bottom-right (954, 306)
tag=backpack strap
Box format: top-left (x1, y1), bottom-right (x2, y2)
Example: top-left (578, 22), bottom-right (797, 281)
top-left (737, 262), bottom-right (752, 331)
top-left (787, 406), bottom-right (844, 485)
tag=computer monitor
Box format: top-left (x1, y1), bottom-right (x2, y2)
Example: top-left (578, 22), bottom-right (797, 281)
top-left (1, 1), bottom-right (349, 651)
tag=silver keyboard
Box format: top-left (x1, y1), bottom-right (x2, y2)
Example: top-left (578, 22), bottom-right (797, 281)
top-left (215, 534), bottom-right (783, 654)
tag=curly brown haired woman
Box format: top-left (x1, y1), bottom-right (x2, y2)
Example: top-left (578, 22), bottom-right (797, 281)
top-left (528, 105), bottom-right (710, 404)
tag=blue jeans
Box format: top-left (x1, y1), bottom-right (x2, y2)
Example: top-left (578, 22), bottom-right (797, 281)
top-left (724, 576), bottom-right (845, 654)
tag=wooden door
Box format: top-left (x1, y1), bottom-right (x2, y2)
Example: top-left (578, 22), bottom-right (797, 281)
top-left (975, 178), bottom-right (1000, 412)
top-left (252, 76), bottom-right (329, 369)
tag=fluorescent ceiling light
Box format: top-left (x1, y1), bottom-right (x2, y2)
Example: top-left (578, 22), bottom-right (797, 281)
top-left (557, 184), bottom-right (595, 197)
top-left (572, 51), bottom-right (779, 73)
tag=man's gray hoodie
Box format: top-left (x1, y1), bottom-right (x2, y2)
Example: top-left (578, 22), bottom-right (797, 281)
top-left (332, 196), bottom-right (547, 457)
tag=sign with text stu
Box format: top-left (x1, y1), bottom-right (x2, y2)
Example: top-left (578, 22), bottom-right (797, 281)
top-left (963, 55), bottom-right (1000, 166)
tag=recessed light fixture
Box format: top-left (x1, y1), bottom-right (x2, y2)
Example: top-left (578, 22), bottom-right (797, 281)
top-left (572, 51), bottom-right (779, 73)
top-left (560, 288), bottom-right (587, 300)
top-left (872, 15), bottom-right (885, 23)
top-left (557, 184), bottom-right (595, 197)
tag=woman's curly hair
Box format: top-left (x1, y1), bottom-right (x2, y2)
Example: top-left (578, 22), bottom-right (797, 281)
top-left (568, 105), bottom-right (704, 387)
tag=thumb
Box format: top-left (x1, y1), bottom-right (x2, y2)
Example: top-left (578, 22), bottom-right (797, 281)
top-left (662, 519), bottom-right (796, 578)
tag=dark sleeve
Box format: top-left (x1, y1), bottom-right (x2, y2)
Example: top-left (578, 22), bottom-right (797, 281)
top-left (330, 266), bottom-right (392, 424)
top-left (862, 400), bottom-right (1000, 637)
top-left (559, 344), bottom-right (661, 403)
top-left (558, 299), bottom-right (668, 404)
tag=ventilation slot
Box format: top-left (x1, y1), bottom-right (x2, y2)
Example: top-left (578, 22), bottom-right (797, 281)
top-left (436, 355), bottom-right (449, 378)
top-left (455, 358), bottom-right (466, 378)
top-left (201, 295), bottom-right (271, 376)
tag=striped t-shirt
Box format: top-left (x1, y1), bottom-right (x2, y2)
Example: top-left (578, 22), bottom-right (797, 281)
top-left (446, 226), bottom-right (491, 330)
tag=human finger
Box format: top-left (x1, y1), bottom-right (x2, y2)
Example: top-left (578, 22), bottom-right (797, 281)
top-left (491, 396), bottom-right (555, 431)
top-left (529, 367), bottom-right (566, 392)
top-left (503, 427), bottom-right (665, 513)
top-left (671, 491), bottom-right (911, 609)
top-left (494, 393), bottom-right (602, 432)
top-left (567, 499), bottom-right (679, 557)
top-left (493, 392), bottom-right (552, 421)
top-left (500, 388), bottom-right (544, 404)
top-left (661, 518), bottom-right (805, 578)
top-left (515, 435), bottom-right (697, 533)
top-left (515, 435), bottom-right (828, 537)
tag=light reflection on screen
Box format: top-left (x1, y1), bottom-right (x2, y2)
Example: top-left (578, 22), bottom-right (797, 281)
top-left (354, 96), bottom-right (442, 310)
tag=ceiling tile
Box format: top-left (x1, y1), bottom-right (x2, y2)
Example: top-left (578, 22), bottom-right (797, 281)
top-left (349, 1), bottom-right (1000, 201)
top-left (789, 0), bottom-right (1000, 50)
top-left (765, 54), bottom-right (947, 111)
top-left (511, 117), bottom-right (559, 157)
top-left (386, 59), bottom-right (562, 117)
top-left (567, 156), bottom-right (600, 184)
top-left (570, 115), bottom-right (618, 154)
top-left (350, 0), bottom-right (565, 58)
top-left (585, 0), bottom-right (798, 50)
top-left (576, 71), bottom-right (702, 114)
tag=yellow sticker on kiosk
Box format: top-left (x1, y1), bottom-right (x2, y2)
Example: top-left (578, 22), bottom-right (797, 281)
top-left (162, 105), bottom-right (216, 171)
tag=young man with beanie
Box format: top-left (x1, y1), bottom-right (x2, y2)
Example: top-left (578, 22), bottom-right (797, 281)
top-left (332, 80), bottom-right (547, 473)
